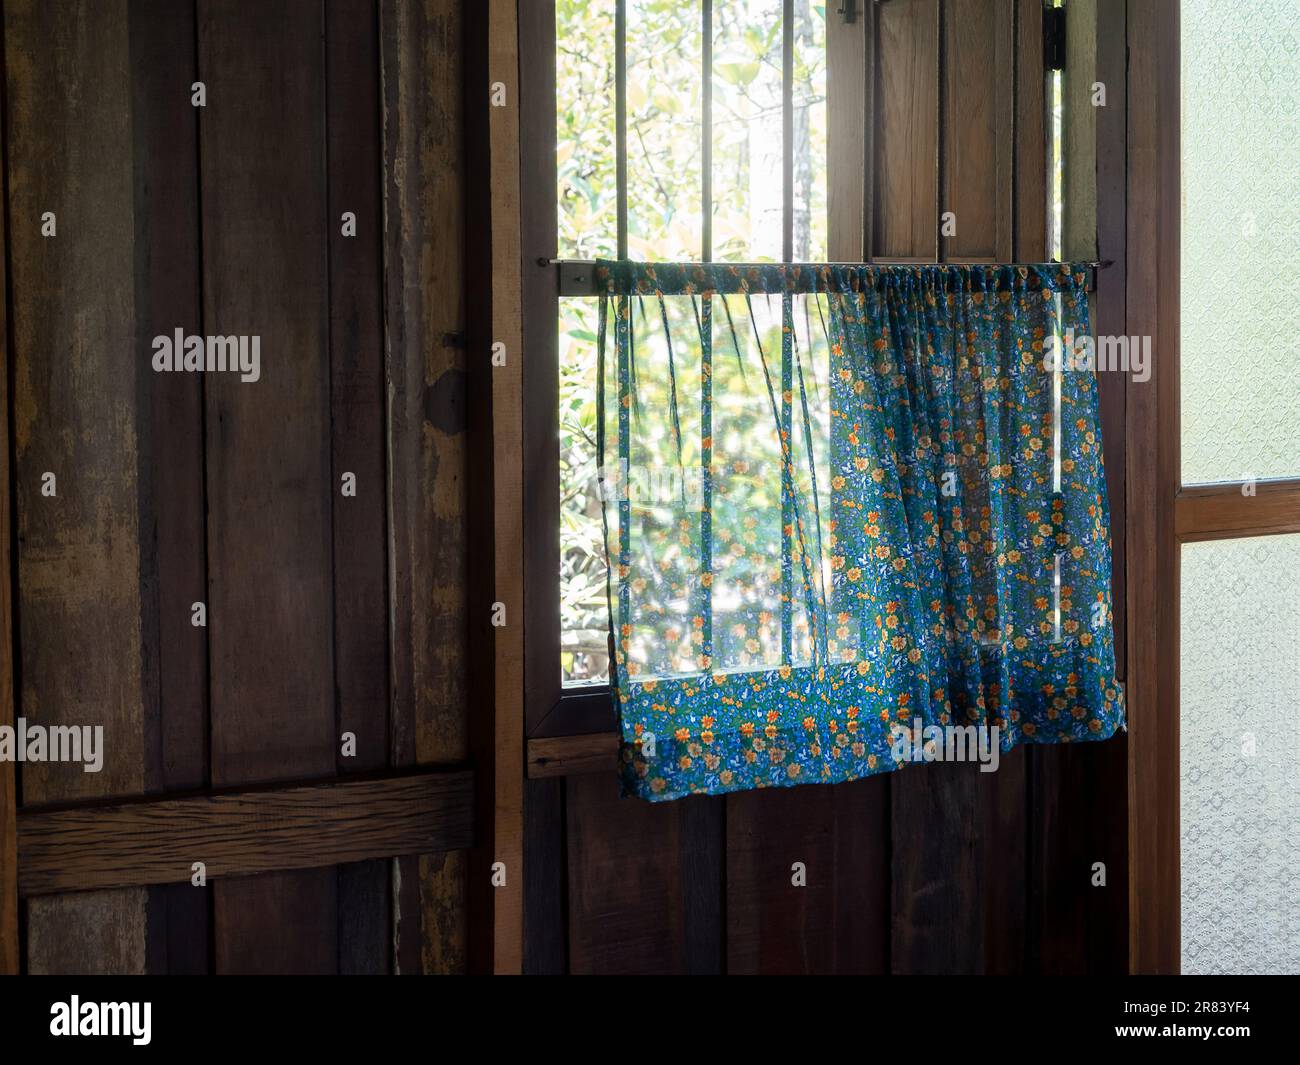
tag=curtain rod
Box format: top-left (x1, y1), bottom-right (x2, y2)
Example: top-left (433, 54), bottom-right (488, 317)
top-left (544, 259), bottom-right (1112, 296)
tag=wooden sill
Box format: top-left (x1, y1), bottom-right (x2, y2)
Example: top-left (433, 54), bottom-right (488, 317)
top-left (1176, 478), bottom-right (1300, 542)
top-left (526, 733), bottom-right (619, 778)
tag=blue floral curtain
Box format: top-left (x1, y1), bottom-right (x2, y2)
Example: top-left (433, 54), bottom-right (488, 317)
top-left (595, 260), bottom-right (1124, 802)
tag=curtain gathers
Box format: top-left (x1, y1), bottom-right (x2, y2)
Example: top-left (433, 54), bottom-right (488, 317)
top-left (594, 260), bottom-right (1124, 802)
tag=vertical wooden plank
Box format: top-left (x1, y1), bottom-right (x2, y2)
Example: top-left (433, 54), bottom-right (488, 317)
top-left (379, 0), bottom-right (469, 974)
top-left (982, 2), bottom-right (1028, 964)
top-left (727, 780), bottom-right (888, 974)
top-left (519, 0), bottom-right (562, 739)
top-left (1095, 0), bottom-right (1126, 679)
top-left (0, 5), bottom-right (16, 973)
top-left (892, 763), bottom-right (984, 973)
top-left (1015, 0), bottom-right (1047, 265)
top-left (827, 1), bottom-right (867, 261)
top-left (942, 0), bottom-right (1014, 260)
top-left (1027, 0), bottom-right (1129, 977)
top-left (1125, 0), bottom-right (1180, 976)
top-left (943, 0), bottom-right (1027, 976)
top-left (827, 6), bottom-right (889, 973)
top-left (1030, 739), bottom-right (1130, 973)
top-left (6, 0), bottom-right (149, 975)
top-left (679, 797), bottom-right (723, 974)
top-left (993, 0), bottom-right (1015, 264)
top-left (1088, 0), bottom-right (1130, 973)
top-left (829, 778), bottom-right (890, 971)
top-left (1017, 0), bottom-right (1052, 974)
top-left (473, 0), bottom-right (525, 976)
top-left (873, 0), bottom-right (939, 259)
top-left (327, 0), bottom-right (391, 977)
top-left (515, 0), bottom-right (567, 974)
top-left (1063, 0), bottom-right (1098, 263)
top-left (722, 6), bottom-right (888, 979)
top-left (523, 777), bottom-right (566, 973)
top-left (566, 775), bottom-right (687, 974)
top-left (131, 0), bottom-right (206, 800)
top-left (978, 746), bottom-right (1026, 973)
top-left (727, 789), bottom-right (835, 974)
top-left (199, 0), bottom-right (337, 974)
top-left (128, 0), bottom-right (211, 975)
top-left (889, 0), bottom-right (1019, 972)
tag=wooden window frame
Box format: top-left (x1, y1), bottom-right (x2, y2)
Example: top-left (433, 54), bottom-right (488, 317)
top-left (521, 0), bottom-right (616, 741)
top-left (1125, 0), bottom-right (1300, 975)
top-left (522, 2), bottom-right (1067, 774)
top-left (521, 0), bottom-right (869, 746)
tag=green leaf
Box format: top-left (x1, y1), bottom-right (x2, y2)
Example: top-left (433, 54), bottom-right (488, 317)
top-left (715, 60), bottom-right (760, 87)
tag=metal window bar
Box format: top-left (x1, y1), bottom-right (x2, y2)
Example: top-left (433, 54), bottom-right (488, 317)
top-left (1049, 4), bottom-right (1064, 643)
top-left (700, 0), bottom-right (714, 669)
top-left (781, 0), bottom-right (795, 663)
top-left (615, 0), bottom-right (628, 259)
top-left (548, 259), bottom-right (1107, 296)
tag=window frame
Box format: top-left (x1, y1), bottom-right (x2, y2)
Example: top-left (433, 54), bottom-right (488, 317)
top-left (1126, 0), bottom-right (1300, 974)
top-left (522, 1), bottom-right (1073, 748)
top-left (522, 0), bottom-right (863, 741)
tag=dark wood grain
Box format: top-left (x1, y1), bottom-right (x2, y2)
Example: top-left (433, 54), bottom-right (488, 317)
top-left (0, 0), bottom-right (15, 972)
top-left (5, 0), bottom-right (150, 976)
top-left (514, 1), bottom-right (564, 971)
top-left (18, 770), bottom-right (473, 896)
top-left (566, 773), bottom-right (721, 974)
top-left (520, 0), bottom-right (564, 739)
top-left (1095, 0), bottom-right (1127, 678)
top-left (681, 795), bottom-right (724, 974)
top-left (522, 777), bottom-right (566, 974)
top-left (892, 761), bottom-right (984, 973)
top-left (1176, 480), bottom-right (1300, 542)
top-left (958, 0), bottom-right (1026, 976)
top-left (1064, 0), bottom-right (1099, 264)
top-left (887, 0), bottom-right (1015, 975)
top-left (1125, 0), bottom-right (1180, 975)
top-left (718, 9), bottom-right (889, 978)
top-left (127, 0), bottom-right (211, 975)
top-left (873, 0), bottom-right (939, 258)
top-left (942, 0), bottom-right (1014, 260)
top-left (1014, 0), bottom-right (1046, 265)
top-left (1087, 0), bottom-right (1130, 977)
top-left (131, 0), bottom-right (207, 802)
top-left (326, 0), bottom-right (392, 977)
top-left (1029, 0), bottom-right (1092, 977)
top-left (827, 0), bottom-right (868, 262)
top-left (728, 781), bottom-right (888, 974)
top-left (527, 732), bottom-right (619, 777)
top-left (198, 0), bottom-right (337, 975)
top-left (380, 0), bottom-right (470, 974)
top-left (463, 0), bottom-right (526, 974)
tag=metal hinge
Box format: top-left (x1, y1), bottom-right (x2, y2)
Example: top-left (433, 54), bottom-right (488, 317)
top-left (839, 0), bottom-right (888, 25)
top-left (1044, 5), bottom-right (1066, 71)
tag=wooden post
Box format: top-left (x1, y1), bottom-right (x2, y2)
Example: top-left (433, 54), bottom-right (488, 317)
top-left (1125, 0), bottom-right (1181, 976)
top-left (0, 41), bottom-right (16, 970)
top-left (482, 0), bottom-right (525, 976)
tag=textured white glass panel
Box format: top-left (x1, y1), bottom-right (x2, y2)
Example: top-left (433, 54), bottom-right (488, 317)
top-left (1181, 535), bottom-right (1300, 974)
top-left (1180, 0), bottom-right (1300, 485)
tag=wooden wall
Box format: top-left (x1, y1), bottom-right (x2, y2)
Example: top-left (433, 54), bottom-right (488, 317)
top-left (0, 0), bottom-right (1135, 977)
top-left (523, 0), bottom-right (1131, 975)
top-left (0, 0), bottom-right (475, 974)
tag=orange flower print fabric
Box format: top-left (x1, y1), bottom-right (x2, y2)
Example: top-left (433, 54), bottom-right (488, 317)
top-left (594, 261), bottom-right (1124, 802)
